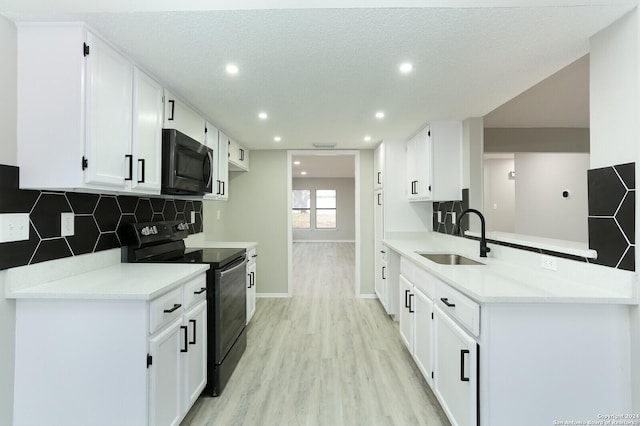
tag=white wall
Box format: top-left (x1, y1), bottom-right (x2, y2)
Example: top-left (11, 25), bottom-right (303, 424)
top-left (514, 152), bottom-right (589, 243)
top-left (589, 7), bottom-right (639, 412)
top-left (292, 178), bottom-right (355, 242)
top-left (0, 15), bottom-right (17, 426)
top-left (483, 156), bottom-right (515, 233)
top-left (0, 15), bottom-right (17, 166)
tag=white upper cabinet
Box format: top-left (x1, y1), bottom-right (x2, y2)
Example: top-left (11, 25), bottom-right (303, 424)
top-left (16, 23), bottom-right (164, 194)
top-left (407, 121), bottom-right (462, 202)
top-left (374, 142), bottom-right (385, 189)
top-left (84, 32), bottom-right (132, 188)
top-left (228, 139), bottom-right (250, 171)
top-left (204, 123), bottom-right (229, 200)
top-left (164, 89), bottom-right (206, 144)
top-left (131, 67), bottom-right (163, 193)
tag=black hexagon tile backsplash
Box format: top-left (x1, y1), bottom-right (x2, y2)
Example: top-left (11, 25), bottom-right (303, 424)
top-left (0, 165), bottom-right (205, 270)
top-left (588, 162), bottom-right (635, 271)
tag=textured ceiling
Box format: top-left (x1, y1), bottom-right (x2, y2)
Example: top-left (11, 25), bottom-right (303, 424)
top-left (4, 2), bottom-right (636, 150)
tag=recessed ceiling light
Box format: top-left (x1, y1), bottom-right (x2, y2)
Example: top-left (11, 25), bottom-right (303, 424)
top-left (293, 161), bottom-right (301, 165)
top-left (274, 136), bottom-right (281, 142)
top-left (399, 62), bottom-right (413, 73)
top-left (364, 136), bottom-right (372, 142)
top-left (301, 171), bottom-right (307, 175)
top-left (375, 111), bottom-right (385, 119)
top-left (226, 64), bottom-right (239, 75)
top-left (258, 112), bottom-right (268, 120)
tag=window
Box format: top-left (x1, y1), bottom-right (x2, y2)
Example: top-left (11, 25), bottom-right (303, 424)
top-left (316, 190), bottom-right (336, 228)
top-left (292, 189), bottom-right (311, 229)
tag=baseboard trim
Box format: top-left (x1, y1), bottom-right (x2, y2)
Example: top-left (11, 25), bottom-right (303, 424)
top-left (257, 293), bottom-right (292, 298)
top-left (292, 240), bottom-right (355, 243)
top-left (359, 293), bottom-right (377, 299)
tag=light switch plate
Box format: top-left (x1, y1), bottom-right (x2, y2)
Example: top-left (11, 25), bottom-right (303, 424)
top-left (61, 212), bottom-right (75, 237)
top-left (0, 213), bottom-right (30, 243)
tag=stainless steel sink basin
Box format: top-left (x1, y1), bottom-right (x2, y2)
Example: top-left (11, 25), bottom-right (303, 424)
top-left (416, 252), bottom-right (484, 266)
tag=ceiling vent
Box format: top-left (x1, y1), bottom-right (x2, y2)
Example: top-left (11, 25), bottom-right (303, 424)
top-left (313, 143), bottom-right (336, 149)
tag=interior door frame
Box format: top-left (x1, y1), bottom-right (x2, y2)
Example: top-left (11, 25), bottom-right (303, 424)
top-left (287, 150), bottom-right (361, 297)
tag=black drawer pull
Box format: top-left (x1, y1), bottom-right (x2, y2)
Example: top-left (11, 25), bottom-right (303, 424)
top-left (404, 289), bottom-right (410, 308)
top-left (194, 287), bottom-right (206, 295)
top-left (460, 349), bottom-right (470, 382)
top-left (189, 319), bottom-right (197, 345)
top-left (409, 293), bottom-right (414, 313)
top-left (440, 297), bottom-right (455, 308)
top-left (382, 266), bottom-right (386, 280)
top-left (181, 325), bottom-right (188, 352)
top-left (163, 303), bottom-right (182, 313)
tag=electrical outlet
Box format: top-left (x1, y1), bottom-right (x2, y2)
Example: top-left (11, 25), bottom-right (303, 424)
top-left (437, 211), bottom-right (442, 223)
top-left (451, 212), bottom-right (457, 225)
top-left (61, 213), bottom-right (75, 237)
top-left (0, 213), bottom-right (30, 243)
top-left (191, 211), bottom-right (196, 224)
top-left (540, 255), bottom-right (557, 271)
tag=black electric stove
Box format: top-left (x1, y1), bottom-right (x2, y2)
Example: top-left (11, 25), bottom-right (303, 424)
top-left (120, 220), bottom-right (247, 396)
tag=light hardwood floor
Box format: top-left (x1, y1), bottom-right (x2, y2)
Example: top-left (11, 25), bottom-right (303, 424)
top-left (181, 242), bottom-right (450, 426)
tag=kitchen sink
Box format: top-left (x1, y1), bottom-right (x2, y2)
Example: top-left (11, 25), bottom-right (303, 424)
top-left (416, 252), bottom-right (484, 266)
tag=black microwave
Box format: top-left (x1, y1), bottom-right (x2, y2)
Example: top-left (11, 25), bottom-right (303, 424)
top-left (162, 129), bottom-right (213, 195)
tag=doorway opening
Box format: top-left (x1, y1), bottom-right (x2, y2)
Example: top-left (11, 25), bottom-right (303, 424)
top-left (286, 150), bottom-right (361, 297)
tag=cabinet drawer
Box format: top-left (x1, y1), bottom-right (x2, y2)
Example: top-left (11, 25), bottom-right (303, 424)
top-left (247, 247), bottom-right (257, 266)
top-left (400, 257), bottom-right (416, 283)
top-left (435, 281), bottom-right (480, 337)
top-left (413, 266), bottom-right (434, 299)
top-left (183, 273), bottom-right (208, 310)
top-left (149, 288), bottom-right (183, 334)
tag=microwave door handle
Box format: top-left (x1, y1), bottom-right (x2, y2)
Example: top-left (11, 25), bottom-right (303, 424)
top-left (202, 151), bottom-right (213, 188)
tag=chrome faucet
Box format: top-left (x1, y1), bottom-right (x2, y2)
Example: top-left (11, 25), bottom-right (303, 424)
top-left (455, 208), bottom-right (491, 258)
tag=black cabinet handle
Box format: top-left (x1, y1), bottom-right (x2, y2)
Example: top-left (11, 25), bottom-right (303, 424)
top-left (440, 297), bottom-right (456, 308)
top-left (180, 325), bottom-right (188, 353)
top-left (248, 273), bottom-right (252, 288)
top-left (377, 192), bottom-right (382, 206)
top-left (460, 349), bottom-right (470, 382)
top-left (404, 289), bottom-right (410, 308)
top-left (428, 185), bottom-right (432, 192)
top-left (194, 287), bottom-right (206, 295)
top-left (221, 181), bottom-right (226, 196)
top-left (377, 171), bottom-right (382, 185)
top-left (138, 159), bottom-right (145, 183)
top-left (251, 272), bottom-right (255, 287)
top-left (239, 148), bottom-right (245, 161)
top-left (382, 266), bottom-right (386, 280)
top-left (409, 294), bottom-right (414, 313)
top-left (168, 100), bottom-right (175, 120)
top-left (189, 319), bottom-right (197, 345)
top-left (217, 180), bottom-right (222, 195)
top-left (252, 254), bottom-right (258, 258)
top-left (163, 303), bottom-right (182, 313)
top-left (125, 155), bottom-right (133, 181)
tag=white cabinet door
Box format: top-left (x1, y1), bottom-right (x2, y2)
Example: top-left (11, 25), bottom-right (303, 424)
top-left (374, 143), bottom-right (384, 189)
top-left (246, 261), bottom-right (257, 323)
top-left (414, 127), bottom-right (432, 199)
top-left (149, 318), bottom-right (183, 426)
top-left (131, 67), bottom-right (163, 193)
top-left (374, 189), bottom-right (386, 307)
top-left (228, 139), bottom-right (250, 171)
top-left (413, 287), bottom-right (434, 386)
top-left (398, 275), bottom-right (414, 352)
top-left (217, 131), bottom-right (230, 199)
top-left (164, 89), bottom-right (206, 144)
top-left (183, 301), bottom-right (207, 411)
top-left (84, 32), bottom-right (132, 188)
top-left (434, 305), bottom-right (478, 426)
top-left (204, 123), bottom-right (220, 200)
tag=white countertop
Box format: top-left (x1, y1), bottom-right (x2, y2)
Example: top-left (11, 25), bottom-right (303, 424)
top-left (384, 236), bottom-right (637, 304)
top-left (6, 262), bottom-right (209, 301)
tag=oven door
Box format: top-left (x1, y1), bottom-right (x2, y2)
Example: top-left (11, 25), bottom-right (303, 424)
top-left (162, 128), bottom-right (213, 195)
top-left (212, 255), bottom-right (247, 363)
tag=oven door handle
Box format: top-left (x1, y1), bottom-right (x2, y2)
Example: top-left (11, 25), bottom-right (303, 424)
top-left (220, 256), bottom-right (247, 277)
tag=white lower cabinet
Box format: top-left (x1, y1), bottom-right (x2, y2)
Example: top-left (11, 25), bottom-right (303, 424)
top-left (434, 305), bottom-right (477, 426)
top-left (413, 287), bottom-right (433, 386)
top-left (392, 252), bottom-right (632, 426)
top-left (246, 246), bottom-right (258, 324)
top-left (13, 273), bottom-right (207, 426)
top-left (398, 274), bottom-right (414, 351)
